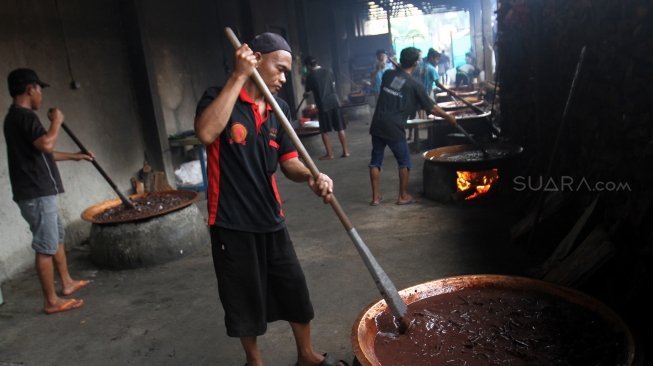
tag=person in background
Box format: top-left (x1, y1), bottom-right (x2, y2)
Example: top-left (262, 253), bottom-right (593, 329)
top-left (370, 49), bottom-right (393, 97)
top-left (3, 68), bottom-right (92, 315)
top-left (368, 47), bottom-right (457, 206)
top-left (408, 48), bottom-right (440, 140)
top-left (437, 50), bottom-right (451, 85)
top-left (420, 48), bottom-right (441, 99)
top-left (407, 48), bottom-right (426, 140)
top-left (456, 52), bottom-right (481, 88)
top-left (303, 56), bottom-right (350, 160)
top-left (194, 33), bottom-right (348, 366)
top-left (408, 48), bottom-right (441, 140)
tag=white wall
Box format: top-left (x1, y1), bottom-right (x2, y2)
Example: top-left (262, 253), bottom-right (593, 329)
top-left (0, 0), bottom-right (146, 282)
top-left (0, 0), bottom-right (305, 284)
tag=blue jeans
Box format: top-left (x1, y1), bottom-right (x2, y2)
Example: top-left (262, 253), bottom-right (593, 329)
top-left (16, 195), bottom-right (64, 255)
top-left (369, 135), bottom-right (412, 170)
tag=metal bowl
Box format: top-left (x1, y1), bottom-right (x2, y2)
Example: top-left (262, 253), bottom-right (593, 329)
top-left (431, 110), bottom-right (491, 120)
top-left (437, 98), bottom-right (485, 111)
top-left (352, 274), bottom-right (635, 366)
top-left (81, 190), bottom-right (199, 224)
top-left (435, 89), bottom-right (479, 103)
top-left (423, 143), bottom-right (523, 171)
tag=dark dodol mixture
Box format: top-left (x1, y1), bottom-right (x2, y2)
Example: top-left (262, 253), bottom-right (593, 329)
top-left (373, 287), bottom-right (629, 366)
top-left (93, 193), bottom-right (190, 223)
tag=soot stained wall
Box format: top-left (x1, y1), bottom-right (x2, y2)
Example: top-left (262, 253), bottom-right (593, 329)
top-left (497, 0), bottom-right (653, 358)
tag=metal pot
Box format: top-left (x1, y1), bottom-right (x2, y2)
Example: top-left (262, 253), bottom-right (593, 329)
top-left (352, 275), bottom-right (635, 366)
top-left (81, 190), bottom-right (199, 224)
top-left (437, 98), bottom-right (484, 111)
top-left (428, 109), bottom-right (494, 148)
top-left (423, 143), bottom-right (523, 171)
top-left (435, 88), bottom-right (478, 103)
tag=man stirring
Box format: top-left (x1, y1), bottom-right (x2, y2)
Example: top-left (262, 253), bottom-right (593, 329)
top-left (194, 33), bottom-right (348, 366)
top-left (3, 68), bottom-right (92, 314)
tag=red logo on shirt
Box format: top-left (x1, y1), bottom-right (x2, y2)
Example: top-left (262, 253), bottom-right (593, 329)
top-left (229, 123), bottom-right (248, 145)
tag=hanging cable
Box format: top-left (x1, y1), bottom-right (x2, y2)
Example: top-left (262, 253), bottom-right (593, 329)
top-left (54, 0), bottom-right (79, 89)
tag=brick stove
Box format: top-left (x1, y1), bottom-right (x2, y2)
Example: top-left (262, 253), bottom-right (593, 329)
top-left (422, 143), bottom-right (523, 204)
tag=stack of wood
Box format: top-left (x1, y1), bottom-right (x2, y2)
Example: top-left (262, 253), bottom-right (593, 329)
top-left (498, 0), bottom-right (653, 355)
top-left (514, 195), bottom-right (616, 287)
top-left (130, 161), bottom-right (173, 194)
top-left (500, 0), bottom-right (652, 280)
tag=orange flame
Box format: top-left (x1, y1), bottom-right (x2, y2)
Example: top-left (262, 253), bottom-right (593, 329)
top-left (456, 169), bottom-right (499, 200)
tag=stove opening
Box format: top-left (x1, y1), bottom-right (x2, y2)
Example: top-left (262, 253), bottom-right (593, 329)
top-left (456, 168), bottom-right (499, 200)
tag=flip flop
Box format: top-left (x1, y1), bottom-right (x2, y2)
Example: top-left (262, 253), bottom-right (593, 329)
top-left (396, 198), bottom-right (419, 205)
top-left (321, 354), bottom-right (350, 366)
top-left (61, 279), bottom-right (91, 296)
top-left (295, 353), bottom-right (350, 366)
top-left (44, 298), bottom-right (84, 315)
top-left (370, 197), bottom-right (383, 206)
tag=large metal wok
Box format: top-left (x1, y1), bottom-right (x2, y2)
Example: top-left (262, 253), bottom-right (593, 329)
top-left (82, 190), bottom-right (207, 269)
top-left (81, 190), bottom-right (199, 224)
top-left (437, 98), bottom-right (484, 111)
top-left (435, 87), bottom-right (478, 103)
top-left (429, 108), bottom-right (496, 148)
top-left (423, 143), bottom-right (523, 171)
top-left (352, 274), bottom-right (635, 366)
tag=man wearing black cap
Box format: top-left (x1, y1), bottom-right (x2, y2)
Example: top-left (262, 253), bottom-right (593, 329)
top-left (195, 33), bottom-right (348, 366)
top-left (4, 68), bottom-right (93, 314)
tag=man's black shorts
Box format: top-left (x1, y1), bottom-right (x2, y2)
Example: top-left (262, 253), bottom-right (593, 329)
top-left (210, 226), bottom-right (314, 337)
top-left (318, 108), bottom-right (346, 133)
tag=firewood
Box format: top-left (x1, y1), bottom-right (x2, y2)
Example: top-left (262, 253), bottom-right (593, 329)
top-left (451, 188), bottom-right (478, 201)
top-left (130, 177), bottom-right (144, 194)
top-left (510, 191), bottom-right (565, 241)
top-left (543, 226), bottom-right (615, 287)
top-left (143, 173), bottom-right (154, 192)
top-left (532, 196), bottom-right (599, 277)
top-left (153, 171), bottom-right (173, 192)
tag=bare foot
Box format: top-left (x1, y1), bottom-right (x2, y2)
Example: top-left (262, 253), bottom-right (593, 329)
top-left (62, 279), bottom-right (91, 296)
top-left (318, 155), bottom-right (334, 160)
top-left (370, 196), bottom-right (383, 206)
top-left (341, 152), bottom-right (350, 158)
top-left (396, 195), bottom-right (419, 205)
top-left (44, 298), bottom-right (84, 314)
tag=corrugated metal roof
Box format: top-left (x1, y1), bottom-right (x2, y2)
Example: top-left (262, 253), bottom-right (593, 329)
top-left (353, 0), bottom-right (471, 20)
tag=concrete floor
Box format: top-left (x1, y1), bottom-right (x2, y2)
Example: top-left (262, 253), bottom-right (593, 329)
top-left (0, 113), bottom-right (539, 365)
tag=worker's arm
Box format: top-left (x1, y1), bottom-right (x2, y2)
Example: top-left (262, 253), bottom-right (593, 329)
top-left (431, 104), bottom-right (457, 127)
top-left (33, 108), bottom-right (64, 153)
top-left (280, 157), bottom-right (333, 203)
top-left (53, 151), bottom-right (94, 162)
top-left (194, 44), bottom-right (257, 145)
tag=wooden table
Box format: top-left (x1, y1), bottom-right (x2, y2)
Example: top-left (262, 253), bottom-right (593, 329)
top-left (406, 118), bottom-right (440, 153)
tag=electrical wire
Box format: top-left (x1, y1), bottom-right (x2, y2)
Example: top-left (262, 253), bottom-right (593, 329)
top-left (54, 0), bottom-right (78, 88)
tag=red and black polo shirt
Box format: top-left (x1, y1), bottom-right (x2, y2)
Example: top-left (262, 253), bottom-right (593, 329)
top-left (195, 87), bottom-right (298, 232)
